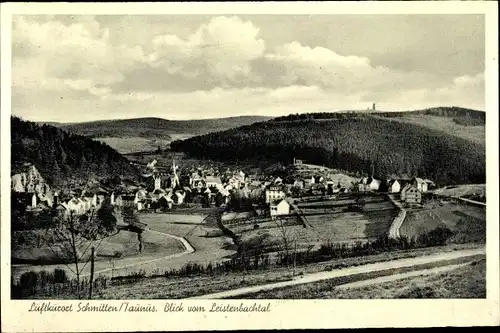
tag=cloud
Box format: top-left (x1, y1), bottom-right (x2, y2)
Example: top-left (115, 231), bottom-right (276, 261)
top-left (148, 16), bottom-right (265, 83)
top-left (12, 15), bottom-right (146, 96)
top-left (11, 15), bottom-right (486, 122)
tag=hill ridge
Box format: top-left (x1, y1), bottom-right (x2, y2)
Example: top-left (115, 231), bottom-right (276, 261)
top-left (170, 113), bottom-right (485, 186)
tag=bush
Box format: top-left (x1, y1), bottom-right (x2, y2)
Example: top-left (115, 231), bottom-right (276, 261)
top-left (19, 271), bottom-right (38, 294)
top-left (53, 269), bottom-right (68, 283)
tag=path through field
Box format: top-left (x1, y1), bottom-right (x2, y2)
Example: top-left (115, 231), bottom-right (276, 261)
top-left (187, 247), bottom-right (484, 299)
top-left (335, 262), bottom-right (470, 290)
top-left (12, 212), bottom-right (236, 280)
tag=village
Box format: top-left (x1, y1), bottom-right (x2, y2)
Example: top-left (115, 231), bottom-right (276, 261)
top-left (11, 157), bottom-right (437, 223)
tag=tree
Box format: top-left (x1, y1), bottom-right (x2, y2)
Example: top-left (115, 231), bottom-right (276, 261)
top-left (120, 206), bottom-right (144, 253)
top-left (273, 217), bottom-right (296, 269)
top-left (42, 201), bottom-right (117, 299)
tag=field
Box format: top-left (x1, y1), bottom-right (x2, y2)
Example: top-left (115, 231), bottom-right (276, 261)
top-left (12, 212), bottom-right (236, 281)
top-left (12, 229), bottom-right (186, 265)
top-left (241, 256), bottom-right (485, 299)
top-left (399, 200), bottom-right (486, 242)
top-left (292, 164), bottom-right (360, 188)
top-left (22, 243), bottom-right (482, 299)
top-left (228, 194), bottom-right (397, 255)
top-left (296, 195), bottom-right (396, 243)
top-left (97, 137), bottom-right (177, 154)
top-left (373, 115), bottom-right (485, 146)
top-left (433, 184), bottom-right (485, 198)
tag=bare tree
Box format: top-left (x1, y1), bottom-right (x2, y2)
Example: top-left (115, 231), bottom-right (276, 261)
top-left (43, 200), bottom-right (117, 299)
top-left (273, 217), bottom-right (296, 269)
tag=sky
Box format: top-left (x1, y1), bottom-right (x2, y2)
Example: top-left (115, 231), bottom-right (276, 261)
top-left (11, 14), bottom-right (485, 122)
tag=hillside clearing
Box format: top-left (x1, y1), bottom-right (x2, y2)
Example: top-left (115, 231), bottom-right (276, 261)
top-left (399, 201), bottom-right (485, 242)
top-left (373, 115), bottom-right (485, 146)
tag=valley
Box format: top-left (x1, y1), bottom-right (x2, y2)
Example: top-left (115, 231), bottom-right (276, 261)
top-left (10, 107), bottom-right (487, 300)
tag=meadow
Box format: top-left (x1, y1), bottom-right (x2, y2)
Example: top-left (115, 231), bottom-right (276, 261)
top-left (16, 243), bottom-right (482, 299)
top-left (398, 201), bottom-right (486, 242)
top-left (240, 256), bottom-right (485, 299)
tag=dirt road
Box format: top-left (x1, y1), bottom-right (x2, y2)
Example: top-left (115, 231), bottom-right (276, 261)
top-left (335, 262), bottom-right (470, 290)
top-left (187, 247), bottom-right (484, 299)
top-left (388, 194), bottom-right (405, 238)
top-left (12, 213), bottom-right (236, 280)
top-left (11, 228), bottom-right (195, 280)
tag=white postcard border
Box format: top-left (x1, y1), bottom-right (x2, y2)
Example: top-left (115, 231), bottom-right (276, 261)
top-left (1, 1), bottom-right (499, 331)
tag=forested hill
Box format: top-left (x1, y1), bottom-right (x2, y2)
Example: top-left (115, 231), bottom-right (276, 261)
top-left (11, 117), bottom-right (140, 187)
top-left (55, 116), bottom-right (272, 139)
top-left (274, 107), bottom-right (485, 124)
top-left (170, 114), bottom-right (485, 185)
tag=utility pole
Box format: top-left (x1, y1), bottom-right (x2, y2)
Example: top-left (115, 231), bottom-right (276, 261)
top-left (89, 247), bottom-right (95, 300)
top-left (293, 239), bottom-right (297, 276)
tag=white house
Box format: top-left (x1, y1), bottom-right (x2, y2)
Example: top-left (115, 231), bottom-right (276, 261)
top-left (270, 199), bottom-right (291, 218)
top-left (274, 177), bottom-right (283, 185)
top-left (147, 159), bottom-right (158, 169)
top-left (189, 172), bottom-right (205, 189)
top-left (153, 174), bottom-right (162, 190)
top-left (293, 180), bottom-right (305, 189)
top-left (388, 179), bottom-right (401, 193)
top-left (360, 177), bottom-right (381, 191)
top-left (134, 189), bottom-right (148, 204)
top-left (265, 185), bottom-right (286, 204)
top-left (175, 191), bottom-right (186, 204)
top-left (67, 198), bottom-right (86, 215)
top-left (414, 178), bottom-right (429, 193)
top-left (206, 176), bottom-right (222, 189)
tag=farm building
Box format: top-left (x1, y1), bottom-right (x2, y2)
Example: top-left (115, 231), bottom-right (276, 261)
top-left (293, 180), bottom-right (305, 189)
top-left (189, 172), bottom-right (205, 189)
top-left (293, 158), bottom-right (304, 165)
top-left (205, 176), bottom-right (222, 189)
top-left (359, 177), bottom-right (381, 192)
top-left (265, 185), bottom-right (286, 204)
top-left (270, 199), bottom-right (290, 218)
top-left (115, 194), bottom-right (136, 208)
top-left (413, 177), bottom-right (435, 193)
top-left (401, 184), bottom-right (422, 204)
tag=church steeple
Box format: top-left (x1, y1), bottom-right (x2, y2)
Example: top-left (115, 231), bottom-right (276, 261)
top-left (171, 160), bottom-right (180, 189)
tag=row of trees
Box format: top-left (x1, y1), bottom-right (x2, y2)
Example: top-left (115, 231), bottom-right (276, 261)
top-left (171, 117), bottom-right (485, 185)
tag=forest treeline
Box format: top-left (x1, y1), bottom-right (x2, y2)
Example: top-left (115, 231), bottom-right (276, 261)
top-left (271, 106), bottom-right (485, 123)
top-left (11, 117), bottom-right (140, 187)
top-left (170, 115), bottom-right (486, 185)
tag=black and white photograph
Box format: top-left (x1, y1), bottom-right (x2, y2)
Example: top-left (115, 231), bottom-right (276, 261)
top-left (1, 2), bottom-right (499, 331)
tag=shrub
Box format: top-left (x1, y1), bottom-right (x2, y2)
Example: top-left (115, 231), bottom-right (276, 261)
top-left (53, 269), bottom-right (68, 283)
top-left (19, 271), bottom-right (38, 294)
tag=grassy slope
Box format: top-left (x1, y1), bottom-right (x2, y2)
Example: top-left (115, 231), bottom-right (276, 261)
top-left (399, 201), bottom-right (486, 242)
top-left (12, 230), bottom-right (186, 264)
top-left (23, 243), bottom-right (482, 299)
top-left (242, 257), bottom-right (485, 299)
top-left (371, 114), bottom-right (485, 146)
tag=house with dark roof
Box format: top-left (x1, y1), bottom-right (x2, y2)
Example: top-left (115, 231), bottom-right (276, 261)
top-left (265, 185), bottom-right (286, 204)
